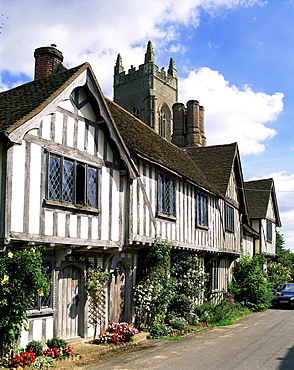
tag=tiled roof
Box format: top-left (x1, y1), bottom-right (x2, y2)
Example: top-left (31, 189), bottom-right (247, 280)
top-left (244, 179), bottom-right (273, 219)
top-left (185, 143), bottom-right (238, 197)
top-left (0, 63), bottom-right (89, 134)
top-left (0, 64), bottom-right (231, 197)
top-left (106, 99), bottom-right (219, 194)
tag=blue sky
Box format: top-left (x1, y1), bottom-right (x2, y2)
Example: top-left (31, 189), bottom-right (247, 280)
top-left (1, 0), bottom-right (294, 250)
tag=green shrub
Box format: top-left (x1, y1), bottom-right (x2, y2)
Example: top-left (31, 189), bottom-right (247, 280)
top-left (26, 340), bottom-right (43, 357)
top-left (229, 254), bottom-right (273, 311)
top-left (0, 248), bottom-right (50, 358)
top-left (46, 337), bottom-right (68, 351)
top-left (32, 355), bottom-right (56, 369)
top-left (169, 318), bottom-right (187, 331)
top-left (150, 324), bottom-right (171, 338)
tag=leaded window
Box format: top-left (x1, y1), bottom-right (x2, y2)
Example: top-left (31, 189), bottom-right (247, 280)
top-left (48, 153), bottom-right (98, 208)
top-left (158, 173), bottom-right (175, 217)
top-left (225, 203), bottom-right (234, 232)
top-left (196, 192), bottom-right (208, 227)
top-left (267, 220), bottom-right (273, 242)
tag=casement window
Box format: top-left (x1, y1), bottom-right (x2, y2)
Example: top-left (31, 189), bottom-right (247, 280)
top-left (211, 260), bottom-right (219, 291)
top-left (47, 153), bottom-right (98, 208)
top-left (196, 192), bottom-right (208, 227)
top-left (225, 203), bottom-right (234, 232)
top-left (158, 173), bottom-right (175, 217)
top-left (267, 219), bottom-right (273, 242)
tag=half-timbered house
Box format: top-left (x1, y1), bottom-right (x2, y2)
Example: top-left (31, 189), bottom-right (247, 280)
top-left (244, 179), bottom-right (281, 257)
top-left (0, 44), bottom-right (281, 347)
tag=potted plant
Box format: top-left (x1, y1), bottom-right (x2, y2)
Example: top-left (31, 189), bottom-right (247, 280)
top-left (87, 267), bottom-right (110, 297)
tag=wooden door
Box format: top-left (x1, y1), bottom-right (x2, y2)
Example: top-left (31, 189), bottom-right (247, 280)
top-left (57, 265), bottom-right (84, 339)
top-left (109, 262), bottom-right (126, 323)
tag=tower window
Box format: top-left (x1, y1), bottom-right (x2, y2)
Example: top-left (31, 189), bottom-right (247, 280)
top-left (159, 107), bottom-right (166, 138)
top-left (130, 106), bottom-right (140, 119)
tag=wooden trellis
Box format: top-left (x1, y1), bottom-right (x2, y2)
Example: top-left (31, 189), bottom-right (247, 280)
top-left (88, 289), bottom-right (107, 339)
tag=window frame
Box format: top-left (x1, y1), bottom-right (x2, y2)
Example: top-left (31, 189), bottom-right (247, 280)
top-left (196, 192), bottom-right (208, 228)
top-left (46, 152), bottom-right (100, 212)
top-left (211, 259), bottom-right (219, 291)
top-left (29, 261), bottom-right (53, 315)
top-left (266, 219), bottom-right (273, 243)
top-left (225, 203), bottom-right (235, 232)
top-left (157, 172), bottom-right (176, 218)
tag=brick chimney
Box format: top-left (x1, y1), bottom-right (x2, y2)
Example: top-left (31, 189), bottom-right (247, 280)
top-left (171, 100), bottom-right (206, 148)
top-left (172, 103), bottom-right (186, 147)
top-left (34, 44), bottom-right (63, 80)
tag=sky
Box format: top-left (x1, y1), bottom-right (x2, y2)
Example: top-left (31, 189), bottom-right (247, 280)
top-left (1, 0), bottom-right (294, 251)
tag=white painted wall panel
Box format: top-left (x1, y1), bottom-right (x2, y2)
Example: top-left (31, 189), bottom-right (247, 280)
top-left (111, 170), bottom-right (120, 241)
top-left (57, 213), bottom-right (66, 237)
top-left (42, 115), bottom-right (51, 141)
top-left (132, 180), bottom-right (138, 235)
top-left (88, 125), bottom-right (96, 155)
top-left (11, 144), bottom-right (26, 232)
top-left (44, 211), bottom-right (54, 236)
top-left (69, 214), bottom-right (77, 238)
top-left (67, 117), bottom-right (75, 148)
top-left (91, 218), bottom-right (99, 240)
top-left (55, 112), bottom-right (63, 144)
top-left (101, 167), bottom-right (110, 240)
top-left (58, 99), bottom-right (74, 113)
top-left (97, 130), bottom-right (104, 159)
top-left (80, 216), bottom-right (88, 239)
top-left (77, 120), bottom-right (85, 151)
top-left (32, 318), bottom-right (43, 341)
top-left (28, 144), bottom-right (41, 234)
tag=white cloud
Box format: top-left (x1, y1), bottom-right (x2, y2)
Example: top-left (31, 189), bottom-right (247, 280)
top-left (179, 67), bottom-right (284, 155)
top-left (1, 0), bottom-right (263, 96)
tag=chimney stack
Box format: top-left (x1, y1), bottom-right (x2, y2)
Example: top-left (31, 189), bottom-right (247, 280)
top-left (171, 100), bottom-right (206, 148)
top-left (172, 103), bottom-right (186, 147)
top-left (34, 44), bottom-right (63, 80)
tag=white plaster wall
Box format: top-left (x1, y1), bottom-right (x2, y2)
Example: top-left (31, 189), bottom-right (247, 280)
top-left (11, 144), bottom-right (26, 232)
top-left (101, 167), bottom-right (110, 240)
top-left (28, 144), bottom-right (42, 235)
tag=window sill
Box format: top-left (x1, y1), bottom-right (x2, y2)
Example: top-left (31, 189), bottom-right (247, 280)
top-left (43, 199), bottom-right (100, 215)
top-left (156, 212), bottom-right (176, 221)
top-left (28, 308), bottom-right (54, 317)
top-left (196, 224), bottom-right (209, 230)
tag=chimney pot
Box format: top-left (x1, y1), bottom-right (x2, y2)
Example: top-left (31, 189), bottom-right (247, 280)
top-left (34, 45), bottom-right (63, 80)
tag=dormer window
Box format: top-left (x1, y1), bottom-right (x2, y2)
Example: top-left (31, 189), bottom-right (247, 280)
top-left (47, 153), bottom-right (98, 208)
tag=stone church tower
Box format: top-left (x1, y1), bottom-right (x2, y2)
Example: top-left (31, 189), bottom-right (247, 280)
top-left (113, 41), bottom-right (178, 141)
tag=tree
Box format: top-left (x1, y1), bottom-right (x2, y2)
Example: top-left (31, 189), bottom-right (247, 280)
top-left (229, 254), bottom-right (272, 311)
top-left (274, 231), bottom-right (294, 272)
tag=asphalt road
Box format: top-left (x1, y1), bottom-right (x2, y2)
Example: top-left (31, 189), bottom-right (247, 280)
top-left (70, 308), bottom-right (294, 370)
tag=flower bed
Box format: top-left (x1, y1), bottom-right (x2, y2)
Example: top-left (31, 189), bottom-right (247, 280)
top-left (2, 338), bottom-right (76, 369)
top-left (93, 323), bottom-right (139, 344)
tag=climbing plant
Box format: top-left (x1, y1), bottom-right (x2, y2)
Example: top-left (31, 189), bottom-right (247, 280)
top-left (0, 248), bottom-right (50, 357)
top-left (134, 238), bottom-right (175, 328)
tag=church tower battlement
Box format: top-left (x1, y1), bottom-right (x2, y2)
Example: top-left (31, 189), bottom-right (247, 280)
top-left (113, 41), bottom-right (178, 141)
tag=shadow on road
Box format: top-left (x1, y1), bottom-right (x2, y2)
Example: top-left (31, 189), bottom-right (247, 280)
top-left (278, 345), bottom-right (294, 369)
